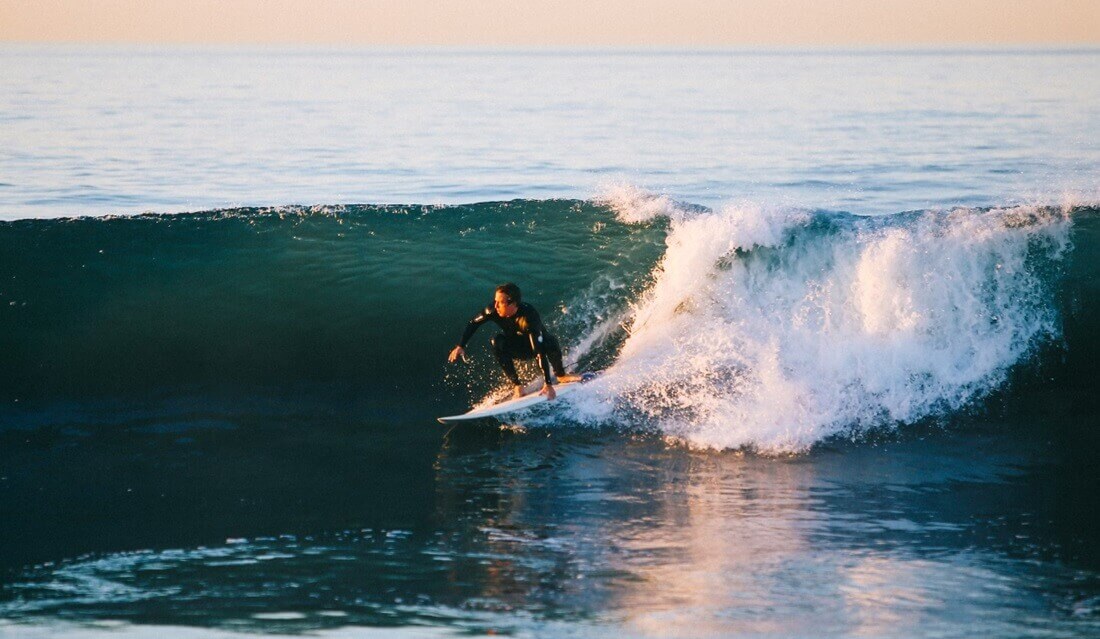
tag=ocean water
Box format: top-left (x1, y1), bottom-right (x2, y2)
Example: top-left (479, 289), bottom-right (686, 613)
top-left (3, 47), bottom-right (1099, 218)
top-left (1, 47), bottom-right (1099, 638)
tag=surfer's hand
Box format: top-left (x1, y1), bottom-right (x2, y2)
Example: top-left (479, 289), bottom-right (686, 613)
top-left (448, 346), bottom-right (467, 363)
top-left (539, 384), bottom-right (556, 401)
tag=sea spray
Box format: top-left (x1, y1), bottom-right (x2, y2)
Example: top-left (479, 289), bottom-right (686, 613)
top-left (570, 191), bottom-right (1074, 453)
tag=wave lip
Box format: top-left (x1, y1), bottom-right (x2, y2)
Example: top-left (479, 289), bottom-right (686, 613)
top-left (570, 199), bottom-right (1075, 454)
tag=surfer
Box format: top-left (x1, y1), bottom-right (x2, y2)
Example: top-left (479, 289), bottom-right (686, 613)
top-left (448, 283), bottom-right (579, 400)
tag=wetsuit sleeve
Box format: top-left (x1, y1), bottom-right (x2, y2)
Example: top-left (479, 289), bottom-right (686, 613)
top-left (458, 306), bottom-right (494, 348)
top-left (525, 307), bottom-right (555, 384)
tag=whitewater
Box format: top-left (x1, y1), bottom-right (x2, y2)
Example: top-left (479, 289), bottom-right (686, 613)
top-left (556, 188), bottom-right (1078, 452)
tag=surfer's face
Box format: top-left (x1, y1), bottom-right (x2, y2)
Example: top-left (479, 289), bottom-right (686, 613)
top-left (494, 291), bottom-right (518, 318)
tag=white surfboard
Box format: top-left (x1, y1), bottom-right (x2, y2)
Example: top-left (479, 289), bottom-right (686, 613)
top-left (437, 372), bottom-right (599, 424)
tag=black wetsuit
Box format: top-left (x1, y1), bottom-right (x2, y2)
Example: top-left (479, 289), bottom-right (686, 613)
top-left (458, 301), bottom-right (566, 386)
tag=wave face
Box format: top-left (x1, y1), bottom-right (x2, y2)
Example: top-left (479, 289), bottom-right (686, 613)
top-left (2, 197), bottom-right (1097, 452)
top-left (0, 201), bottom-right (665, 417)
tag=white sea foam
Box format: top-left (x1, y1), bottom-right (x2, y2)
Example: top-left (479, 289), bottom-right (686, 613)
top-left (570, 196), bottom-right (1073, 453)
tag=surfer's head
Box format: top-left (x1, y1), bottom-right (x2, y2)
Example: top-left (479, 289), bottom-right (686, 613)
top-left (494, 283), bottom-right (521, 318)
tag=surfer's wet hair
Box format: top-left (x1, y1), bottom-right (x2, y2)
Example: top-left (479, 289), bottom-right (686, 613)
top-left (495, 283), bottom-right (521, 304)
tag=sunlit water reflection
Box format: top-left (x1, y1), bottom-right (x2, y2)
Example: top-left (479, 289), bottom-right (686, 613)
top-left (3, 420), bottom-right (1097, 638)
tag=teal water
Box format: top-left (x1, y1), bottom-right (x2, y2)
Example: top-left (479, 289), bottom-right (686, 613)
top-left (1, 48), bottom-right (1100, 638)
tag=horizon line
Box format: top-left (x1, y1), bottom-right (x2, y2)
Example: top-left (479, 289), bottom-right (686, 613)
top-left (2, 41), bottom-right (1099, 54)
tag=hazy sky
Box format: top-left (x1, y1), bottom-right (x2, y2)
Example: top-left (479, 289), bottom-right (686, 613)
top-left (1, 0), bottom-right (1098, 47)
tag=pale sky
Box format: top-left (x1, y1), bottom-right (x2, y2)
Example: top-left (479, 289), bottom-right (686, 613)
top-left (1, 0), bottom-right (1098, 47)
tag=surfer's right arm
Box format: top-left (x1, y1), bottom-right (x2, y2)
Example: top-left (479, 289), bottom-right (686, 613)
top-left (449, 305), bottom-right (494, 363)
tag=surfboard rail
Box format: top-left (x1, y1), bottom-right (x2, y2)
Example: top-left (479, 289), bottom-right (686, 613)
top-left (437, 372), bottom-right (599, 424)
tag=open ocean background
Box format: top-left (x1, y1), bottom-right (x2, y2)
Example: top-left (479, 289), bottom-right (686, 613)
top-left (1, 47), bottom-right (1099, 638)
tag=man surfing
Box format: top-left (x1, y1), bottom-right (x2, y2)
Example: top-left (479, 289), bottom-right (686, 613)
top-left (448, 283), bottom-right (580, 400)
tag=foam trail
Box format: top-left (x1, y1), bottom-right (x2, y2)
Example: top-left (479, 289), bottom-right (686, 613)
top-left (569, 198), bottom-right (1073, 454)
